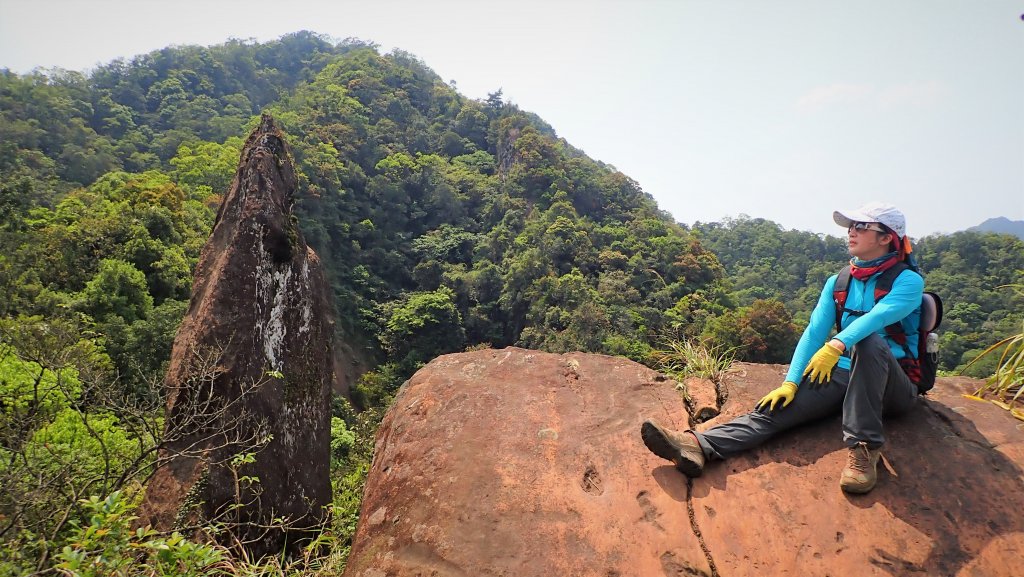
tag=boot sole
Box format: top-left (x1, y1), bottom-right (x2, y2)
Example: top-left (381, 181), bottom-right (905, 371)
top-left (641, 421), bottom-right (704, 478)
top-left (840, 478), bottom-right (877, 494)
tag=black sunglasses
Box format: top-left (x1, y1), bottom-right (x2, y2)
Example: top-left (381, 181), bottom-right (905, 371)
top-left (849, 222), bottom-right (888, 234)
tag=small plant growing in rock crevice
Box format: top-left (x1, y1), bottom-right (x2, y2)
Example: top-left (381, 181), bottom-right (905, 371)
top-left (651, 338), bottom-right (738, 384)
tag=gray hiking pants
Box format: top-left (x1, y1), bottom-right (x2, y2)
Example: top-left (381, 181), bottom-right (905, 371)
top-left (695, 334), bottom-right (919, 460)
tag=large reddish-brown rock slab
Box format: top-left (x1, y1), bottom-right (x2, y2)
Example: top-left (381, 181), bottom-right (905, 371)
top-left (345, 347), bottom-right (710, 577)
top-left (925, 375), bottom-right (1024, 465)
top-left (692, 363), bottom-right (1024, 577)
top-left (345, 353), bottom-right (1024, 577)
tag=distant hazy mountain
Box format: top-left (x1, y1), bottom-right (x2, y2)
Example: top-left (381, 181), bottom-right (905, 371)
top-left (967, 217), bottom-right (1024, 239)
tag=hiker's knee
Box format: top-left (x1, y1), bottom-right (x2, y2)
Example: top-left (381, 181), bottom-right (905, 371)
top-left (851, 334), bottom-right (888, 359)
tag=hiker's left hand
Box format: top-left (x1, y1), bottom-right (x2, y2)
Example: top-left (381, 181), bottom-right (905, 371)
top-left (803, 342), bottom-right (843, 387)
top-left (756, 381), bottom-right (799, 412)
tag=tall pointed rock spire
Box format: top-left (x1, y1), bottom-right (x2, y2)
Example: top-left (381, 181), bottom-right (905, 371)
top-left (138, 115), bottom-right (333, 556)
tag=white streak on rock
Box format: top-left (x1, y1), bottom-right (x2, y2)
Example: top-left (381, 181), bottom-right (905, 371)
top-left (297, 259), bottom-right (312, 336)
top-left (252, 221), bottom-right (294, 372)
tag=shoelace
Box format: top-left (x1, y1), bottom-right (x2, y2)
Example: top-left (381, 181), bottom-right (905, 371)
top-left (847, 443), bottom-right (872, 473)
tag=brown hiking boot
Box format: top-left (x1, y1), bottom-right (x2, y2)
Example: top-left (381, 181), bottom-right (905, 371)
top-left (641, 420), bottom-right (705, 478)
top-left (840, 442), bottom-right (881, 494)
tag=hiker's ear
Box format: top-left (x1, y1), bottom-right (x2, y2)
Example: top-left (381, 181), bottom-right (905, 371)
top-left (884, 232), bottom-right (899, 250)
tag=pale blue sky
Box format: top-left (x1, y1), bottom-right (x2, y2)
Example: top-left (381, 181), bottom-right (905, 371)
top-left (2, 0), bottom-right (1021, 237)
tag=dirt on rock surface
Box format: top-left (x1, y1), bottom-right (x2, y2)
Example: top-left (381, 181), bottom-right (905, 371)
top-left (344, 349), bottom-right (1024, 577)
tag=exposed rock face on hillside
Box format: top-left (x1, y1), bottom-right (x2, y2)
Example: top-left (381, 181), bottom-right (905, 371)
top-left (137, 115), bottom-right (333, 556)
top-left (344, 348), bottom-right (1024, 577)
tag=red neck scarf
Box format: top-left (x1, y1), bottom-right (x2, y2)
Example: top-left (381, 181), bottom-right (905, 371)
top-left (849, 253), bottom-right (901, 280)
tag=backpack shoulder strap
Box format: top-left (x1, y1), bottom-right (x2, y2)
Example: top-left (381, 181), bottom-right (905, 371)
top-left (833, 266), bottom-right (853, 334)
top-left (831, 266), bottom-right (856, 334)
top-left (834, 266), bottom-right (853, 293)
top-left (872, 261), bottom-right (910, 299)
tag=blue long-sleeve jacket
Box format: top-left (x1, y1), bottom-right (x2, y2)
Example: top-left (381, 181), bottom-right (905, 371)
top-left (784, 266), bottom-right (924, 385)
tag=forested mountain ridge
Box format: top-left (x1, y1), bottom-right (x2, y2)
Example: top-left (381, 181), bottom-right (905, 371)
top-left (1, 32), bottom-right (730, 404)
top-left (260, 47), bottom-right (728, 387)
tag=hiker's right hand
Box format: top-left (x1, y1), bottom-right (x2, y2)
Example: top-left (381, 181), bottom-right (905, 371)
top-left (756, 381), bottom-right (798, 412)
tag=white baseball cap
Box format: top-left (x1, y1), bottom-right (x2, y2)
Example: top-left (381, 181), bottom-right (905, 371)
top-left (833, 201), bottom-right (906, 238)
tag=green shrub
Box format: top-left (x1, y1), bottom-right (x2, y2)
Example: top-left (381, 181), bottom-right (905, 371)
top-left (330, 417), bottom-right (356, 464)
top-left (602, 334), bottom-right (652, 363)
top-left (0, 352), bottom-right (81, 424)
top-left (56, 492), bottom-right (226, 577)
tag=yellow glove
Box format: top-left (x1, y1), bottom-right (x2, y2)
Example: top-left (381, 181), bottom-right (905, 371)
top-left (756, 382), bottom-right (799, 412)
top-left (803, 342), bottom-right (843, 387)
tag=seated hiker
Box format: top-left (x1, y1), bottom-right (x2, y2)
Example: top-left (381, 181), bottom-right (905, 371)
top-left (642, 201), bottom-right (924, 494)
